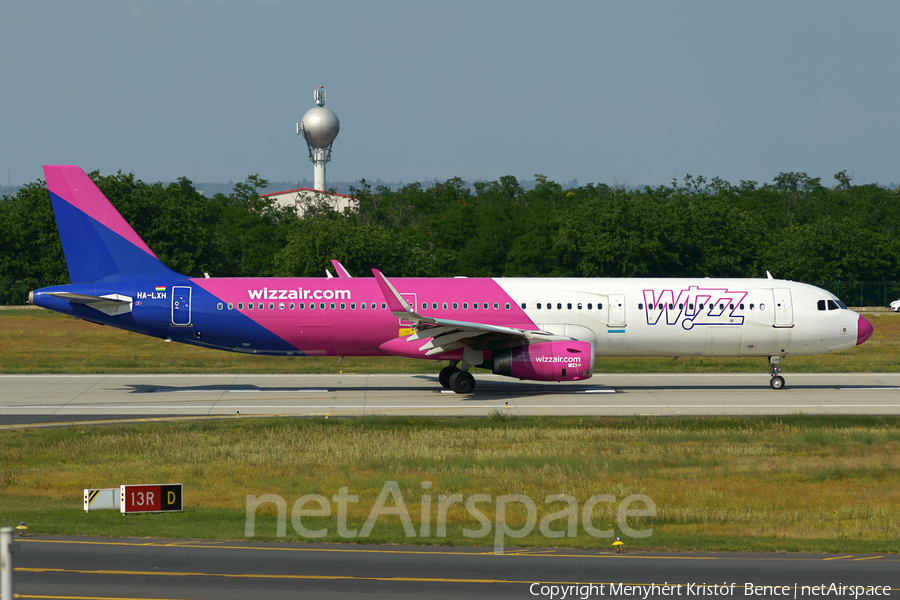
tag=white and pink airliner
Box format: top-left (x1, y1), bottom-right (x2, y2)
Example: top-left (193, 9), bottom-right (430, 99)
top-left (30, 166), bottom-right (874, 393)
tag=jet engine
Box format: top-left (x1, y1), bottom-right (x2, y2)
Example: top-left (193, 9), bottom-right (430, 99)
top-left (492, 341), bottom-right (595, 382)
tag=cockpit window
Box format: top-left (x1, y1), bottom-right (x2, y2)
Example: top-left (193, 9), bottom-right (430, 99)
top-left (817, 300), bottom-right (826, 311)
top-left (827, 300), bottom-right (840, 311)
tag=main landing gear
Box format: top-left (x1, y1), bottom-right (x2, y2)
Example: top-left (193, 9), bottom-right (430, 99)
top-left (439, 362), bottom-right (475, 394)
top-left (768, 356), bottom-right (785, 390)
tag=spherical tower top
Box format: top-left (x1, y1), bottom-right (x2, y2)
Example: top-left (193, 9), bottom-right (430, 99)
top-left (299, 106), bottom-right (340, 149)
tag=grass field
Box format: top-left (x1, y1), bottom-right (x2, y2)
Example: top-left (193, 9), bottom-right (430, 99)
top-left (2, 415), bottom-right (899, 553)
top-left (1, 308), bottom-right (898, 374)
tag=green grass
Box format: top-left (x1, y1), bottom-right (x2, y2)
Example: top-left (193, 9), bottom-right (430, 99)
top-left (2, 415), bottom-right (900, 553)
top-left (1, 309), bottom-right (898, 373)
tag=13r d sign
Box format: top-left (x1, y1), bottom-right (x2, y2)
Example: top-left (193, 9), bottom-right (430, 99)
top-left (120, 484), bottom-right (183, 513)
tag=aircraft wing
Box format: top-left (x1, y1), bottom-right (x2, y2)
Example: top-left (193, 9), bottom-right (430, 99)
top-left (372, 269), bottom-right (565, 355)
top-left (46, 292), bottom-right (133, 316)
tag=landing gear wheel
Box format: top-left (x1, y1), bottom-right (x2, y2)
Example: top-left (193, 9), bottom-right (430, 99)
top-left (767, 356), bottom-right (786, 390)
top-left (449, 371), bottom-right (476, 394)
top-left (439, 366), bottom-right (460, 389)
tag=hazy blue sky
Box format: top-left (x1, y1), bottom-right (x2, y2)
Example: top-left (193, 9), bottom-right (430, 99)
top-left (2, 1), bottom-right (898, 188)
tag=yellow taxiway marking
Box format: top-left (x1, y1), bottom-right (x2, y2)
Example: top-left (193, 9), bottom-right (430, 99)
top-left (21, 539), bottom-right (897, 564)
top-left (15, 566), bottom-right (601, 585)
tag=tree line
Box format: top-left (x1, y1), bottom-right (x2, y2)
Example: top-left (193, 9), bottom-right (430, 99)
top-left (2, 169), bottom-right (899, 304)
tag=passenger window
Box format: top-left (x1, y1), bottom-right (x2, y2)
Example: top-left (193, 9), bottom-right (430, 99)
top-left (729, 304), bottom-right (734, 310)
top-left (639, 303), bottom-right (644, 310)
top-left (577, 303), bottom-right (582, 310)
top-left (484, 303), bottom-right (489, 310)
top-left (279, 302), bottom-right (285, 310)
top-left (689, 303), bottom-right (694, 310)
top-left (422, 302), bottom-right (427, 310)
top-left (340, 302), bottom-right (346, 310)
top-left (567, 303), bottom-right (572, 309)
top-left (598, 303), bottom-right (603, 309)
top-left (699, 303), bottom-right (704, 310)
top-left (320, 303), bottom-right (326, 310)
top-left (381, 303), bottom-right (386, 310)
top-left (299, 302), bottom-right (305, 309)
top-left (433, 302), bottom-right (438, 310)
top-left (547, 303), bottom-right (552, 310)
top-left (289, 303), bottom-right (295, 310)
top-left (739, 303), bottom-right (744, 310)
top-left (360, 302), bottom-right (366, 310)
top-left (719, 303), bottom-right (724, 310)
top-left (238, 302), bottom-right (243, 310)
top-left (443, 303), bottom-right (448, 310)
top-left (520, 303), bottom-right (525, 309)
top-left (248, 303), bottom-right (254, 310)
top-left (557, 303), bottom-right (562, 310)
top-left (668, 304), bottom-right (674, 310)
top-left (350, 303), bottom-right (355, 310)
top-left (463, 303), bottom-right (468, 309)
top-left (760, 303), bottom-right (766, 310)
top-left (536, 303), bottom-right (542, 309)
top-left (227, 303), bottom-right (233, 310)
top-left (258, 303), bottom-right (264, 310)
top-left (505, 303), bottom-right (510, 310)
top-left (309, 303), bottom-right (315, 310)
top-left (473, 303), bottom-right (479, 310)
top-left (678, 303), bottom-right (683, 310)
top-left (330, 303), bottom-right (335, 309)
top-left (453, 302), bottom-right (459, 310)
top-left (493, 303), bottom-right (498, 309)
top-left (749, 303), bottom-right (754, 310)
top-left (372, 303), bottom-right (377, 310)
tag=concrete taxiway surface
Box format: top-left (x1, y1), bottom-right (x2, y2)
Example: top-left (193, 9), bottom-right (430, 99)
top-left (14, 536), bottom-right (900, 600)
top-left (2, 372), bottom-right (900, 426)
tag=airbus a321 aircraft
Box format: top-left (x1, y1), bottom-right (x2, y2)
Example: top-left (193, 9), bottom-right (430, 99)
top-left (29, 166), bottom-right (874, 393)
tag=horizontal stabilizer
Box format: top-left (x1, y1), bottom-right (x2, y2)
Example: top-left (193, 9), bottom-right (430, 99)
top-left (47, 292), bottom-right (133, 316)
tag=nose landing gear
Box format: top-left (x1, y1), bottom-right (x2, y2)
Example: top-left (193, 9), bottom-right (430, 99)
top-left (768, 356), bottom-right (785, 390)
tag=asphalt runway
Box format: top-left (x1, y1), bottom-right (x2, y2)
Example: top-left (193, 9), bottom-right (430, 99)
top-left (2, 372), bottom-right (900, 427)
top-left (13, 536), bottom-right (900, 599)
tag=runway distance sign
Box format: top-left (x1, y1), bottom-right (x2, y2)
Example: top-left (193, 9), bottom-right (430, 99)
top-left (120, 483), bottom-right (183, 513)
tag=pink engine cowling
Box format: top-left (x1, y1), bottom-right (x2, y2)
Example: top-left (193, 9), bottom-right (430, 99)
top-left (492, 341), bottom-right (595, 382)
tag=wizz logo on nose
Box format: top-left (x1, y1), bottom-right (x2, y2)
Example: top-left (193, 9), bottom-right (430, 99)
top-left (643, 286), bottom-right (748, 330)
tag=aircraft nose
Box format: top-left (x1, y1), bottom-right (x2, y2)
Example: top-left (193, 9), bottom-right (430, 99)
top-left (857, 314), bottom-right (873, 346)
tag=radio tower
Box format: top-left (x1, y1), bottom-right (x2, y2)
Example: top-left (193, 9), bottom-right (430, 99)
top-left (297, 86), bottom-right (340, 191)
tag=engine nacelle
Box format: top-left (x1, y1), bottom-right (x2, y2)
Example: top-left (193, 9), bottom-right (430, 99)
top-left (492, 341), bottom-right (595, 382)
